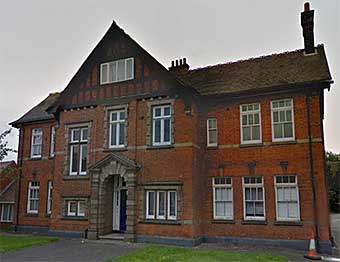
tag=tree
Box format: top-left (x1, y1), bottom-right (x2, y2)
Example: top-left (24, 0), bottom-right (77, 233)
top-left (0, 128), bottom-right (16, 161)
top-left (326, 151), bottom-right (340, 162)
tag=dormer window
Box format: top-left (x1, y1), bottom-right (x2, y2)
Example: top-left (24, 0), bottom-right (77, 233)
top-left (100, 58), bottom-right (134, 84)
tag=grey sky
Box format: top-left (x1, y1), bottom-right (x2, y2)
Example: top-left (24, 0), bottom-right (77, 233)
top-left (0, 0), bottom-right (339, 161)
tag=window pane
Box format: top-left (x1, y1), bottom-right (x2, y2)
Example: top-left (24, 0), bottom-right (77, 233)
top-left (248, 114), bottom-right (253, 125)
top-left (126, 59), bottom-right (133, 79)
top-left (215, 202), bottom-right (226, 217)
top-left (243, 127), bottom-right (251, 141)
top-left (288, 203), bottom-right (298, 218)
top-left (226, 202), bottom-right (233, 217)
top-left (78, 201), bottom-right (86, 216)
top-left (101, 64), bottom-right (108, 83)
top-left (242, 115), bottom-right (247, 126)
top-left (209, 119), bottom-right (216, 129)
top-left (109, 62), bottom-right (117, 82)
top-left (284, 123), bottom-right (293, 138)
top-left (111, 124), bottom-right (117, 146)
top-left (215, 188), bottom-right (223, 201)
top-left (69, 202), bottom-right (77, 214)
top-left (274, 124), bottom-right (283, 138)
top-left (245, 188), bottom-right (251, 200)
top-left (255, 202), bottom-right (264, 216)
top-left (209, 130), bottom-right (217, 144)
top-left (81, 128), bottom-right (88, 141)
top-left (226, 188), bottom-right (232, 201)
top-left (154, 108), bottom-right (161, 117)
top-left (253, 104), bottom-right (259, 110)
top-left (252, 126), bottom-right (260, 140)
top-left (273, 111), bottom-right (279, 123)
top-left (72, 129), bottom-right (80, 142)
top-left (278, 203), bottom-right (287, 218)
top-left (71, 145), bottom-right (79, 173)
top-left (279, 111), bottom-right (286, 122)
top-left (286, 110), bottom-right (292, 121)
top-left (154, 119), bottom-right (161, 143)
top-left (164, 106), bottom-right (171, 116)
top-left (111, 112), bottom-right (117, 121)
top-left (119, 123), bottom-right (125, 145)
top-left (290, 187), bottom-right (298, 201)
top-left (148, 192), bottom-right (155, 216)
top-left (119, 111), bottom-right (125, 120)
top-left (164, 119), bottom-right (170, 142)
top-left (80, 145), bottom-right (87, 173)
top-left (277, 188), bottom-right (284, 201)
top-left (158, 192), bottom-right (165, 216)
top-left (254, 113), bottom-right (260, 125)
top-left (169, 192), bottom-right (176, 217)
top-left (246, 202), bottom-right (254, 216)
top-left (257, 188), bottom-right (263, 201)
top-left (117, 60), bottom-right (125, 81)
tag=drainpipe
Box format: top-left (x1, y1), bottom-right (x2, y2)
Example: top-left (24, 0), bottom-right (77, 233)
top-left (306, 94), bottom-right (319, 246)
top-left (15, 127), bottom-right (24, 231)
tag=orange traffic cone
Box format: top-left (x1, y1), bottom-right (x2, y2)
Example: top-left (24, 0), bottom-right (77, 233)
top-left (304, 230), bottom-right (321, 260)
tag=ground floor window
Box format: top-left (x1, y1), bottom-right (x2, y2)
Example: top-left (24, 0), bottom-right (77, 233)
top-left (146, 190), bottom-right (177, 220)
top-left (0, 203), bottom-right (13, 222)
top-left (275, 175), bottom-right (300, 221)
top-left (213, 177), bottom-right (233, 220)
top-left (66, 200), bottom-right (86, 217)
top-left (243, 177), bottom-right (265, 220)
top-left (27, 181), bottom-right (40, 214)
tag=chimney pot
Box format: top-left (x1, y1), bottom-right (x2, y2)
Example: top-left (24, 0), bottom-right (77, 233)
top-left (304, 2), bottom-right (310, 11)
top-left (183, 58), bottom-right (187, 65)
top-left (171, 61), bottom-right (175, 67)
top-left (301, 2), bottom-right (315, 54)
top-left (176, 60), bottom-right (179, 66)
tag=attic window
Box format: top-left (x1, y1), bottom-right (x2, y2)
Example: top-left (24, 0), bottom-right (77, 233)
top-left (100, 58), bottom-right (134, 85)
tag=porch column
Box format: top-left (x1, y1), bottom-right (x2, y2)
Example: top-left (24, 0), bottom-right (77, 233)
top-left (88, 168), bottom-right (100, 240)
top-left (124, 171), bottom-right (136, 242)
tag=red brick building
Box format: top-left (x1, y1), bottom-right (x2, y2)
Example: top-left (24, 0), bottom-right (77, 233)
top-left (10, 3), bottom-right (334, 253)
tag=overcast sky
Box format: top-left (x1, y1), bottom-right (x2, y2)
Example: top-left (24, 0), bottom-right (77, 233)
top-left (0, 0), bottom-right (339, 161)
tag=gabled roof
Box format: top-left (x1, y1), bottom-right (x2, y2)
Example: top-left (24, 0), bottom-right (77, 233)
top-left (0, 161), bottom-right (15, 173)
top-left (11, 93), bottom-right (59, 127)
top-left (89, 152), bottom-right (141, 171)
top-left (175, 45), bottom-right (332, 96)
top-left (0, 179), bottom-right (16, 202)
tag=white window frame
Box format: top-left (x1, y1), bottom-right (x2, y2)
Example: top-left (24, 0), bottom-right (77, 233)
top-left (275, 175), bottom-right (300, 221)
top-left (0, 203), bottom-right (14, 222)
top-left (242, 177), bottom-right (266, 221)
top-left (69, 127), bottom-right (88, 176)
top-left (271, 98), bottom-right (295, 142)
top-left (240, 103), bottom-right (262, 144)
top-left (213, 177), bottom-right (233, 220)
top-left (146, 191), bottom-right (155, 219)
top-left (100, 57), bottom-right (134, 84)
top-left (207, 118), bottom-right (218, 147)
top-left (109, 110), bottom-right (126, 148)
top-left (50, 126), bottom-right (56, 157)
top-left (47, 181), bottom-right (53, 214)
top-left (30, 128), bottom-right (42, 158)
top-left (167, 191), bottom-right (177, 220)
top-left (152, 105), bottom-right (172, 146)
top-left (66, 200), bottom-right (85, 217)
top-left (77, 201), bottom-right (86, 217)
top-left (27, 181), bottom-right (40, 214)
top-left (156, 191), bottom-right (166, 220)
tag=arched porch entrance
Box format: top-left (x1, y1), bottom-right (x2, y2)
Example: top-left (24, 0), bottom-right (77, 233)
top-left (87, 153), bottom-right (141, 242)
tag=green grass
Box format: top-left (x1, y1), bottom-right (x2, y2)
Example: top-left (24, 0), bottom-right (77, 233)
top-left (0, 235), bottom-right (58, 252)
top-left (110, 246), bottom-right (288, 262)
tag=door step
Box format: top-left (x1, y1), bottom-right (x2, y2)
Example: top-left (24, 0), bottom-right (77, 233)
top-left (99, 233), bottom-right (124, 241)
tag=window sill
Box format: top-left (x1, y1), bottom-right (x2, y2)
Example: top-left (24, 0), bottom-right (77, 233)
top-left (139, 219), bottom-right (181, 225)
top-left (207, 146), bottom-right (218, 150)
top-left (239, 143), bottom-right (263, 148)
top-left (270, 140), bottom-right (296, 146)
top-left (63, 175), bottom-right (90, 181)
top-left (24, 213), bottom-right (39, 217)
top-left (147, 145), bottom-right (174, 150)
top-left (274, 220), bottom-right (303, 226)
top-left (61, 216), bottom-right (88, 221)
top-left (28, 157), bottom-right (42, 161)
top-left (212, 219), bottom-right (235, 224)
top-left (45, 213), bottom-right (51, 218)
top-left (241, 220), bottom-right (267, 225)
top-left (103, 147), bottom-right (128, 152)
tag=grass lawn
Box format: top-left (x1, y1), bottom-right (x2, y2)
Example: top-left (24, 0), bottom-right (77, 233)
top-left (111, 246), bottom-right (288, 262)
top-left (0, 235), bottom-right (58, 252)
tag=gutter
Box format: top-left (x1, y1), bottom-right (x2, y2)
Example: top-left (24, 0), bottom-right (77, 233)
top-left (306, 93), bottom-right (320, 247)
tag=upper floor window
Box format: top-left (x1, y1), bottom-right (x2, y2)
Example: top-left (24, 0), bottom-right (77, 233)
top-left (213, 177), bottom-right (233, 220)
top-left (31, 128), bottom-right (42, 158)
top-left (243, 177), bottom-right (265, 220)
top-left (100, 57), bottom-right (134, 84)
top-left (207, 118), bottom-right (218, 147)
top-left (50, 126), bottom-right (56, 157)
top-left (152, 105), bottom-right (171, 146)
top-left (27, 181), bottom-right (40, 214)
top-left (240, 103), bottom-right (261, 144)
top-left (69, 127), bottom-right (88, 176)
top-left (275, 175), bottom-right (300, 221)
top-left (271, 99), bottom-right (294, 142)
top-left (109, 110), bottom-right (126, 148)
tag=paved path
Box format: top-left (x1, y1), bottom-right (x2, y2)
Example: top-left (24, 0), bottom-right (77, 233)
top-left (1, 238), bottom-right (144, 262)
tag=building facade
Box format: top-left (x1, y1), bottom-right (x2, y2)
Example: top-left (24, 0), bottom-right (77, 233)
top-left (10, 3), bottom-right (333, 253)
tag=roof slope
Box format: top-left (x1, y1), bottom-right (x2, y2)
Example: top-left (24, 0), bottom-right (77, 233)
top-left (0, 161), bottom-right (14, 173)
top-left (11, 93), bottom-right (60, 127)
top-left (176, 45), bottom-right (332, 95)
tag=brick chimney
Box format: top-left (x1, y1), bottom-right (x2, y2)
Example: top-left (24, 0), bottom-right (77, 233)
top-left (301, 2), bottom-right (315, 54)
top-left (169, 58), bottom-right (189, 73)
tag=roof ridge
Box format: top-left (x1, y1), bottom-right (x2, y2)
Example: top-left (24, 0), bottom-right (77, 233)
top-left (188, 46), bottom-right (323, 73)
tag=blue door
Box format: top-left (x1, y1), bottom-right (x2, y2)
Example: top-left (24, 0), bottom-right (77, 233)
top-left (119, 189), bottom-right (127, 231)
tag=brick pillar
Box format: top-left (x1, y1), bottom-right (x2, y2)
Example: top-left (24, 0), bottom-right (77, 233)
top-left (88, 168), bottom-right (100, 240)
top-left (124, 171), bottom-right (136, 242)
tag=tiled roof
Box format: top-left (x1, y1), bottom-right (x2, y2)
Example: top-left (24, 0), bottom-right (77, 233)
top-left (11, 93), bottom-right (60, 127)
top-left (175, 45), bottom-right (332, 96)
top-left (0, 161), bottom-right (15, 173)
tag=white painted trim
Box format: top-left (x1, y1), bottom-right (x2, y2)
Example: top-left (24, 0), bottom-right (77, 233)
top-left (77, 201), bottom-right (85, 217)
top-left (46, 181), bottom-right (53, 214)
top-left (146, 191), bottom-right (155, 219)
top-left (27, 181), bottom-right (39, 214)
top-left (271, 98), bottom-right (295, 142)
top-left (212, 178), bottom-right (233, 220)
top-left (50, 126), bottom-right (56, 157)
top-left (0, 203), bottom-right (13, 222)
top-left (67, 201), bottom-right (77, 216)
top-left (156, 191), bottom-right (166, 220)
top-left (30, 128), bottom-right (42, 158)
top-left (109, 109), bottom-right (126, 148)
top-left (207, 118), bottom-right (218, 147)
top-left (242, 177), bottom-right (266, 221)
top-left (152, 105), bottom-right (172, 146)
top-left (100, 57), bottom-right (134, 85)
top-left (69, 145), bottom-right (77, 176)
top-left (274, 175), bottom-right (301, 221)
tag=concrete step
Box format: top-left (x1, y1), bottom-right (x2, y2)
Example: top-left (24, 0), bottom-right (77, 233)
top-left (99, 233), bottom-right (124, 241)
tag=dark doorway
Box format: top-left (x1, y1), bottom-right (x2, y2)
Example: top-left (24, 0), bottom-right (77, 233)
top-left (119, 189), bottom-right (127, 231)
